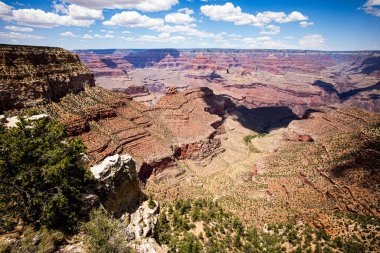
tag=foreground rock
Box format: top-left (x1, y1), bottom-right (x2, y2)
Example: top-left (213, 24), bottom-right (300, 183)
top-left (90, 154), bottom-right (144, 216)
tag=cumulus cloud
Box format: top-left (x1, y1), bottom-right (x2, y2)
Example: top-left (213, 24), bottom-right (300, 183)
top-left (165, 12), bottom-right (195, 24)
top-left (364, 0), bottom-right (380, 6)
top-left (259, 25), bottom-right (280, 35)
top-left (9, 8), bottom-right (94, 28)
top-left (200, 2), bottom-right (308, 27)
top-left (134, 32), bottom-right (186, 43)
top-left (152, 24), bottom-right (223, 39)
top-left (0, 31), bottom-right (44, 39)
top-left (241, 36), bottom-right (292, 49)
top-left (83, 33), bottom-right (93, 39)
top-left (299, 21), bottom-right (314, 28)
top-left (4, 25), bottom-right (33, 32)
top-left (299, 34), bottom-right (326, 49)
top-left (62, 0), bottom-right (178, 12)
top-left (103, 11), bottom-right (164, 28)
top-left (0, 1), bottom-right (98, 28)
top-left (67, 4), bottom-right (103, 20)
top-left (360, 0), bottom-right (380, 17)
top-left (0, 2), bottom-right (12, 17)
top-left (82, 33), bottom-right (114, 39)
top-left (60, 31), bottom-right (78, 37)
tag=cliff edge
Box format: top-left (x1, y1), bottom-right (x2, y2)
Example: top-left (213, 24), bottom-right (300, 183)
top-left (0, 44), bottom-right (95, 113)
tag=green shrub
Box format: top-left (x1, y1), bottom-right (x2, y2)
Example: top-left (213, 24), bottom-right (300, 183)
top-left (0, 118), bottom-right (92, 231)
top-left (243, 133), bottom-right (266, 145)
top-left (81, 208), bottom-right (130, 253)
top-left (148, 195), bottom-right (156, 209)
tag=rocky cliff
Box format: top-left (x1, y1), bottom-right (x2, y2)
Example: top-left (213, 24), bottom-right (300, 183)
top-left (0, 44), bottom-right (95, 113)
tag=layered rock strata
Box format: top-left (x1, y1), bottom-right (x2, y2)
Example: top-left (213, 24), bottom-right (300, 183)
top-left (0, 44), bottom-right (95, 112)
top-left (47, 86), bottom-right (233, 181)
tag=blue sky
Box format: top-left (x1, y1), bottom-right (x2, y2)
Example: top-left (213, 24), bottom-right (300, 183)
top-left (0, 0), bottom-right (379, 50)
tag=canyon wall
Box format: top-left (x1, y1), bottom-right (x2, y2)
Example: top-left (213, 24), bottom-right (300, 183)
top-left (0, 44), bottom-right (95, 112)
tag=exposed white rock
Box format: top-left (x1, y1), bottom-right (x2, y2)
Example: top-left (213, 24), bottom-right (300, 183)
top-left (1, 114), bottom-right (49, 128)
top-left (124, 200), bottom-right (168, 253)
top-left (129, 238), bottom-right (168, 253)
top-left (90, 154), bottom-right (133, 180)
top-left (125, 200), bottom-right (159, 240)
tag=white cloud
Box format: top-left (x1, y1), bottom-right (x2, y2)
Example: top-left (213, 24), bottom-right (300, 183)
top-left (0, 2), bottom-right (101, 28)
top-left (200, 2), bottom-right (308, 28)
top-left (284, 36), bottom-right (294, 39)
top-left (177, 8), bottom-right (194, 15)
top-left (8, 8), bottom-right (94, 27)
top-left (152, 24), bottom-right (223, 39)
top-left (83, 33), bottom-right (93, 39)
top-left (103, 11), bottom-right (164, 28)
top-left (4, 25), bottom-right (33, 32)
top-left (165, 12), bottom-right (195, 24)
top-left (68, 4), bottom-right (103, 20)
top-left (241, 36), bottom-right (293, 49)
top-left (82, 33), bottom-right (114, 39)
top-left (361, 0), bottom-right (380, 17)
top-left (60, 31), bottom-right (78, 37)
top-left (62, 0), bottom-right (178, 12)
top-left (53, 1), bottom-right (68, 14)
top-left (0, 2), bottom-right (12, 17)
top-left (299, 34), bottom-right (326, 49)
top-left (364, 0), bottom-right (380, 7)
top-left (123, 33), bottom-right (186, 44)
top-left (0, 31), bottom-right (44, 39)
top-left (299, 21), bottom-right (314, 27)
top-left (259, 25), bottom-right (280, 35)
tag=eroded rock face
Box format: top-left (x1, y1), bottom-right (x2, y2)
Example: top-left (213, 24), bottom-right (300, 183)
top-left (0, 44), bottom-right (95, 113)
top-left (90, 154), bottom-right (144, 216)
top-left (47, 86), bottom-right (233, 181)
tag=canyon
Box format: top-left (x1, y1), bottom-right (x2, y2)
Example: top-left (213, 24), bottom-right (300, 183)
top-left (1, 45), bottom-right (380, 252)
top-left (76, 49), bottom-right (380, 116)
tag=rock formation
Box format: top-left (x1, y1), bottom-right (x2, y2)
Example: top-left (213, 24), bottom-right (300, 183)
top-left (0, 44), bottom-right (95, 112)
top-left (90, 154), bottom-right (144, 216)
top-left (46, 85), bottom-right (233, 182)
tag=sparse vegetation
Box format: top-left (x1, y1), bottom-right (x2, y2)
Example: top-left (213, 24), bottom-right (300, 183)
top-left (243, 133), bottom-right (267, 145)
top-left (81, 208), bottom-right (131, 253)
top-left (155, 199), bottom-right (368, 253)
top-left (148, 195), bottom-right (156, 209)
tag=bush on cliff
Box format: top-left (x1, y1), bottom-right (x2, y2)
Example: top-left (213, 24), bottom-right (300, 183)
top-left (0, 117), bottom-right (92, 231)
top-left (81, 208), bottom-right (131, 253)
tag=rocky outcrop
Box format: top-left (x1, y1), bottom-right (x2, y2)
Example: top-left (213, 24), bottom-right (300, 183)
top-left (90, 154), bottom-right (144, 216)
top-left (0, 44), bottom-right (95, 113)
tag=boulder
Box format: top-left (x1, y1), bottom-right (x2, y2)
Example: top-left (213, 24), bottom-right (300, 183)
top-left (90, 154), bottom-right (144, 216)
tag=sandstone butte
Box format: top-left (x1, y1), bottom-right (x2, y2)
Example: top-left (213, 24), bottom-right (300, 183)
top-left (1, 45), bottom-right (380, 248)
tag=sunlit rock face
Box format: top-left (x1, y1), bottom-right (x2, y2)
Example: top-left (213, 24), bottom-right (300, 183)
top-left (90, 154), bottom-right (144, 216)
top-left (0, 44), bottom-right (95, 113)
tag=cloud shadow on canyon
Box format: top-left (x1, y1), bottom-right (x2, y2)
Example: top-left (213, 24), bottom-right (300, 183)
top-left (123, 49), bottom-right (180, 68)
top-left (229, 106), bottom-right (300, 133)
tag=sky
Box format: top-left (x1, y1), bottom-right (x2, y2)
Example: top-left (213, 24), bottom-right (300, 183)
top-left (0, 0), bottom-right (379, 50)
